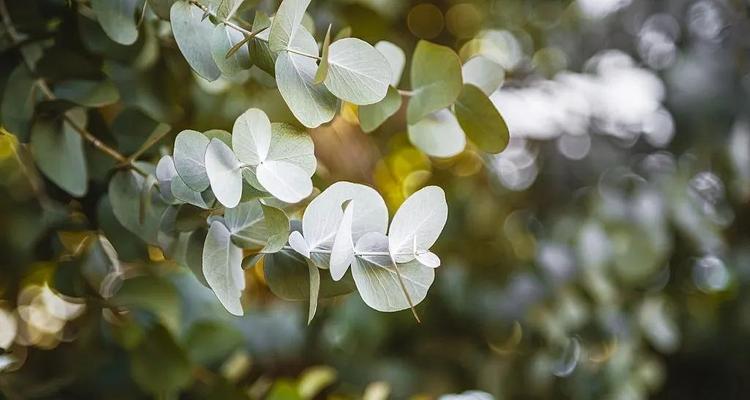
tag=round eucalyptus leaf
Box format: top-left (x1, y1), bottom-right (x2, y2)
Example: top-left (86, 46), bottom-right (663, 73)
top-left (205, 139), bottom-right (243, 208)
top-left (203, 220), bottom-right (244, 316)
top-left (225, 200), bottom-right (289, 251)
top-left (454, 84), bottom-right (509, 154)
top-left (462, 56), bottom-right (505, 95)
top-left (352, 232), bottom-right (434, 312)
top-left (256, 160), bottom-right (313, 204)
top-left (388, 185), bottom-right (448, 263)
top-left (170, 1), bottom-right (221, 81)
top-left (358, 85), bottom-right (402, 133)
top-left (232, 108), bottom-right (272, 166)
top-left (407, 109), bottom-right (466, 158)
top-left (91, 0), bottom-right (139, 45)
top-left (173, 130), bottom-right (210, 192)
top-left (268, 0), bottom-right (311, 52)
top-left (30, 112), bottom-right (88, 197)
top-left (323, 38), bottom-right (391, 105)
top-left (267, 122), bottom-right (316, 174)
top-left (375, 40), bottom-right (405, 86)
top-left (407, 40), bottom-right (463, 124)
top-left (171, 175), bottom-right (214, 209)
top-left (210, 23), bottom-right (251, 76)
top-left (109, 169), bottom-right (170, 245)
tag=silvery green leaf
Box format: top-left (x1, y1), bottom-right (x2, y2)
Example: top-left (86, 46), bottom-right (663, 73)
top-left (454, 83), bottom-right (509, 154)
top-left (268, 0), bottom-right (311, 52)
top-left (225, 200), bottom-right (289, 252)
top-left (173, 130), bottom-right (210, 192)
top-left (352, 232), bottom-right (434, 312)
top-left (301, 182), bottom-right (388, 265)
top-left (156, 155), bottom-right (178, 203)
top-left (306, 259), bottom-right (320, 323)
top-left (261, 203), bottom-right (290, 253)
top-left (232, 108), bottom-right (272, 166)
top-left (171, 175), bottom-right (215, 209)
top-left (408, 109), bottom-right (466, 158)
top-left (288, 230), bottom-right (310, 257)
top-left (330, 200), bottom-right (355, 281)
top-left (375, 41), bottom-right (405, 86)
top-left (170, 1), bottom-right (221, 81)
top-left (204, 129), bottom-right (232, 146)
top-left (407, 40), bottom-right (463, 123)
top-left (91, 0), bottom-right (139, 45)
top-left (461, 56), bottom-right (505, 95)
top-left (256, 160), bottom-right (312, 203)
top-left (211, 24), bottom-right (251, 76)
top-left (205, 139), bottom-right (242, 208)
top-left (323, 38), bottom-right (391, 105)
top-left (314, 24), bottom-right (332, 84)
top-left (203, 220), bottom-right (244, 316)
top-left (388, 185), bottom-right (447, 263)
top-left (416, 251), bottom-right (441, 268)
top-left (275, 28), bottom-right (337, 128)
top-left (358, 85), bottom-right (402, 133)
top-left (30, 111), bottom-right (88, 197)
top-left (267, 122), bottom-right (316, 174)
top-left (264, 249), bottom-right (356, 301)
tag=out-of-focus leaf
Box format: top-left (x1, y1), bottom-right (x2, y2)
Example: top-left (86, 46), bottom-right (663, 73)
top-left (2, 65), bottom-right (40, 141)
top-left (30, 111), bottom-right (88, 196)
top-left (298, 366), bottom-right (337, 399)
top-left (408, 109), bottom-right (466, 158)
top-left (461, 56), bottom-right (504, 95)
top-left (54, 80), bottom-right (120, 107)
top-left (185, 320), bottom-right (244, 365)
top-left (91, 0), bottom-right (139, 45)
top-left (130, 324), bottom-right (192, 396)
top-left (408, 40), bottom-right (463, 123)
top-left (454, 83), bottom-right (509, 154)
top-left (264, 250), bottom-right (356, 301)
top-left (358, 85), bottom-right (401, 133)
top-left (111, 275), bottom-right (180, 333)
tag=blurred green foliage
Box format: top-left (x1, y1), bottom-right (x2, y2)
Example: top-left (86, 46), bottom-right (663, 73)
top-left (2, 0), bottom-right (750, 399)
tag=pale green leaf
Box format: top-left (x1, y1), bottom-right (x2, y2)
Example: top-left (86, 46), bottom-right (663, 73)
top-left (323, 38), bottom-right (390, 105)
top-left (267, 122), bottom-right (317, 174)
top-left (173, 129), bottom-right (210, 192)
top-left (170, 1), bottom-right (221, 81)
top-left (306, 259), bottom-right (320, 323)
top-left (211, 23), bottom-right (251, 76)
top-left (314, 24), bottom-right (332, 84)
top-left (388, 185), bottom-right (447, 263)
top-left (407, 40), bottom-right (463, 123)
top-left (358, 85), bottom-right (402, 133)
top-left (232, 108), bottom-right (272, 166)
top-left (205, 139), bottom-right (242, 208)
top-left (109, 169), bottom-right (170, 245)
top-left (203, 220), bottom-right (244, 316)
top-left (275, 28), bottom-right (337, 128)
top-left (374, 41), bottom-right (405, 86)
top-left (330, 200), bottom-right (355, 281)
top-left (249, 11), bottom-right (275, 75)
top-left (171, 175), bottom-right (215, 209)
top-left (352, 232), bottom-right (434, 312)
top-left (407, 109), bottom-right (466, 158)
top-left (225, 200), bottom-right (289, 252)
top-left (91, 0), bottom-right (139, 45)
top-left (269, 0), bottom-right (311, 52)
top-left (454, 83), bottom-right (509, 154)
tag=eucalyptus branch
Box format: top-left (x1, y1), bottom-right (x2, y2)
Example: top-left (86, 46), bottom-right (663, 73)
top-left (285, 47), bottom-right (322, 61)
top-left (0, 0), bottom-right (149, 178)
